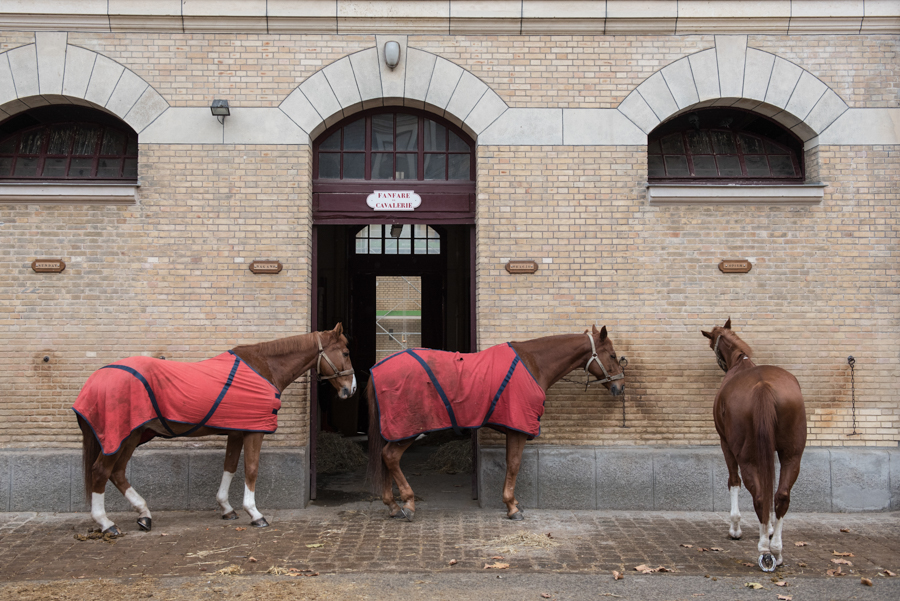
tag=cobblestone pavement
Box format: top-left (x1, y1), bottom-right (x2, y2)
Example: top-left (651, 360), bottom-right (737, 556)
top-left (1, 506), bottom-right (898, 584)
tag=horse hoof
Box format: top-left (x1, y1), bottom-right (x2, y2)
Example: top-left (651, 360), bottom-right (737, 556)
top-left (508, 510), bottom-right (525, 521)
top-left (391, 506), bottom-right (415, 521)
top-left (222, 510), bottom-right (239, 521)
top-left (250, 517), bottom-right (270, 528)
top-left (758, 553), bottom-right (776, 572)
top-left (137, 517), bottom-right (152, 532)
top-left (102, 525), bottom-right (121, 537)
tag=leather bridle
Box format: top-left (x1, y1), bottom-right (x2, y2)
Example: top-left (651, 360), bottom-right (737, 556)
top-left (584, 332), bottom-right (624, 386)
top-left (316, 333), bottom-right (355, 382)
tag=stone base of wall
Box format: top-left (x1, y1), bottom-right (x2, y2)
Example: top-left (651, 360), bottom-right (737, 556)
top-left (478, 446), bottom-right (900, 513)
top-left (0, 447), bottom-right (308, 513)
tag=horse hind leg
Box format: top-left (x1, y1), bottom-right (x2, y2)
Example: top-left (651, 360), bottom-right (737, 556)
top-left (382, 440), bottom-right (415, 521)
top-left (108, 430), bottom-right (152, 531)
top-left (720, 440), bottom-right (743, 539)
top-left (216, 433), bottom-right (243, 520)
top-left (770, 452), bottom-right (803, 567)
top-left (503, 431), bottom-right (528, 520)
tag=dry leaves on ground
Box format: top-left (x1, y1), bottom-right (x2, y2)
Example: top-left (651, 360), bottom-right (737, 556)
top-left (883, 570), bottom-right (896, 577)
top-left (840, 528), bottom-right (851, 533)
top-left (778, 595), bottom-right (792, 601)
top-left (832, 551), bottom-right (854, 557)
top-left (634, 565), bottom-right (673, 574)
top-left (484, 562), bottom-right (509, 570)
top-left (774, 581), bottom-right (787, 587)
top-left (831, 558), bottom-right (853, 566)
top-left (861, 577), bottom-right (873, 586)
top-left (613, 571), bottom-right (623, 580)
top-left (306, 543), bottom-right (324, 548)
top-left (794, 541), bottom-right (809, 547)
top-left (744, 582), bottom-right (764, 589)
top-left (215, 565), bottom-right (242, 575)
top-left (680, 543), bottom-right (693, 548)
top-left (448, 559), bottom-right (457, 566)
top-left (826, 566), bottom-right (845, 577)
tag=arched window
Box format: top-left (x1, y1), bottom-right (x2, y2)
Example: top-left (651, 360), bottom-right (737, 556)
top-left (0, 106), bottom-right (138, 182)
top-left (315, 110), bottom-right (474, 182)
top-left (648, 109), bottom-right (804, 184)
top-left (355, 224), bottom-right (441, 255)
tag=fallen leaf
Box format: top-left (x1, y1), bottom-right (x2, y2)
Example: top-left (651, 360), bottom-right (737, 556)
top-left (777, 595), bottom-right (792, 601)
top-left (840, 528), bottom-right (851, 533)
top-left (541, 595), bottom-right (551, 599)
top-left (744, 582), bottom-right (764, 589)
top-left (883, 570), bottom-right (896, 577)
top-left (775, 581), bottom-right (787, 587)
top-left (484, 562), bottom-right (509, 570)
top-left (448, 559), bottom-right (457, 566)
top-left (235, 527), bottom-right (246, 532)
top-left (832, 551), bottom-right (854, 557)
top-left (656, 566), bottom-right (673, 573)
top-left (861, 577), bottom-right (873, 587)
top-left (681, 543), bottom-right (693, 548)
top-left (827, 567), bottom-right (845, 577)
top-left (491, 555), bottom-right (504, 560)
top-left (306, 543), bottom-right (324, 548)
top-left (248, 557), bottom-right (257, 563)
top-left (160, 533), bottom-right (169, 537)
top-left (794, 542), bottom-right (809, 547)
top-left (742, 562), bottom-right (755, 567)
top-left (697, 548), bottom-right (709, 552)
top-left (798, 563), bottom-right (808, 568)
top-left (710, 547), bottom-right (725, 552)
top-left (634, 564), bottom-right (652, 573)
top-left (612, 570), bottom-right (623, 580)
top-left (831, 558), bottom-right (853, 566)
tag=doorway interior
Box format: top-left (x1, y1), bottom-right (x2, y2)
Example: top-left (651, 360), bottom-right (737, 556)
top-left (311, 222), bottom-right (476, 507)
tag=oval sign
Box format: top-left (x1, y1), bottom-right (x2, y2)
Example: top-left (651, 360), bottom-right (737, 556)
top-left (366, 190), bottom-right (422, 211)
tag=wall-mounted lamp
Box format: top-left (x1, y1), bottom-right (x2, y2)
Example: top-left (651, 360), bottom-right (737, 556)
top-left (390, 224), bottom-right (403, 238)
top-left (210, 99), bottom-right (230, 124)
top-left (384, 41), bottom-right (401, 70)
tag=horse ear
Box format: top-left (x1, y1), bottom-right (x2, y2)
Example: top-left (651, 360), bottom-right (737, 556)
top-left (598, 325), bottom-right (608, 342)
top-left (723, 318), bottom-right (731, 330)
top-left (701, 330), bottom-right (713, 339)
top-left (332, 322), bottom-right (344, 337)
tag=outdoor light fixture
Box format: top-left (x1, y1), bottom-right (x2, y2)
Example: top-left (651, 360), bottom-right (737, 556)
top-left (384, 41), bottom-right (400, 70)
top-left (390, 224), bottom-right (403, 238)
top-left (210, 99), bottom-right (230, 124)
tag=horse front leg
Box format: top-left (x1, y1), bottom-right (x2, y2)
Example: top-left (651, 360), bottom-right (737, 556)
top-left (503, 431), bottom-right (527, 520)
top-left (216, 432), bottom-right (244, 520)
top-left (241, 432), bottom-right (269, 528)
top-left (720, 439), bottom-right (743, 539)
top-left (89, 448), bottom-right (124, 535)
top-left (382, 440), bottom-right (415, 521)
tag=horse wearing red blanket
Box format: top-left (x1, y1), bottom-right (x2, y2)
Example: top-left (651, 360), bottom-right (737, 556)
top-left (367, 326), bottom-right (625, 521)
top-left (74, 325), bottom-right (356, 535)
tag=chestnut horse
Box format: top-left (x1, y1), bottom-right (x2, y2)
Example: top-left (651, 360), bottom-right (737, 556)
top-left (702, 319), bottom-right (806, 572)
top-left (367, 326), bottom-right (625, 521)
top-left (74, 324), bottom-right (356, 535)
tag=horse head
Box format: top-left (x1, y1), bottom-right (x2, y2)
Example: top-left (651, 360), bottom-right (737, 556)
top-left (701, 318), bottom-right (751, 372)
top-left (585, 325), bottom-right (626, 397)
top-left (317, 323), bottom-right (357, 399)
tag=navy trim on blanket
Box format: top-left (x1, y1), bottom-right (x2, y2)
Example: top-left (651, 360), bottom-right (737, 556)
top-left (405, 349), bottom-right (462, 436)
top-left (100, 364), bottom-right (177, 437)
top-left (480, 355), bottom-right (519, 428)
top-left (178, 355), bottom-right (241, 436)
top-left (228, 350), bottom-right (281, 396)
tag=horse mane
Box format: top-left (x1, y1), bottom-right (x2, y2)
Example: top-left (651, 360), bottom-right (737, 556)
top-left (719, 328), bottom-right (753, 359)
top-left (233, 331), bottom-right (321, 357)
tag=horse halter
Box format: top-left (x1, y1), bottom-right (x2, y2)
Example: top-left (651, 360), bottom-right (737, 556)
top-left (713, 335), bottom-right (729, 373)
top-left (315, 333), bottom-right (355, 382)
top-left (584, 332), bottom-right (624, 387)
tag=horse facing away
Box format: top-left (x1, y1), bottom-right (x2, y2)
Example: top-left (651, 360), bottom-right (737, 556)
top-left (74, 324), bottom-right (356, 535)
top-left (701, 319), bottom-right (806, 572)
top-left (367, 325), bottom-right (625, 521)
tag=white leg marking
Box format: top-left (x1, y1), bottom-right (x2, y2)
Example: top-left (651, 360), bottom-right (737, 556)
top-left (216, 471), bottom-right (235, 515)
top-left (728, 486), bottom-right (742, 539)
top-left (757, 520), bottom-right (771, 556)
top-left (124, 487), bottom-right (151, 519)
top-left (770, 516), bottom-right (785, 565)
top-left (91, 492), bottom-right (115, 531)
top-left (243, 483), bottom-right (264, 522)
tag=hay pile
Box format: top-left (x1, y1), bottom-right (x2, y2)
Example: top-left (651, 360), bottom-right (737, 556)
top-left (489, 531), bottom-right (560, 554)
top-left (316, 431), bottom-right (367, 474)
top-left (423, 439), bottom-right (472, 474)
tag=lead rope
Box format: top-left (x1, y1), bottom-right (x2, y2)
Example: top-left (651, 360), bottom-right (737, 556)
top-left (848, 355), bottom-right (858, 436)
top-left (619, 356), bottom-right (628, 428)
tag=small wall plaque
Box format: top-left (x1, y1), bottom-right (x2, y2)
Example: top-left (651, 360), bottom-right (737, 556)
top-left (249, 260), bottom-right (283, 274)
top-left (505, 260), bottom-right (538, 275)
top-left (718, 260), bottom-right (752, 274)
top-left (31, 259), bottom-right (65, 273)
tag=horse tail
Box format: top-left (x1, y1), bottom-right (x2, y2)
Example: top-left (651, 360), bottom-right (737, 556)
top-left (365, 378), bottom-right (389, 496)
top-left (752, 380), bottom-right (778, 527)
top-left (77, 414), bottom-right (100, 504)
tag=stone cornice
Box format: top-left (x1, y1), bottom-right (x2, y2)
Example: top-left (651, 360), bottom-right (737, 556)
top-left (0, 1), bottom-right (896, 35)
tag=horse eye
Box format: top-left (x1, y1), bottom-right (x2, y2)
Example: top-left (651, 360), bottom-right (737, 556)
top-left (343, 352), bottom-right (349, 358)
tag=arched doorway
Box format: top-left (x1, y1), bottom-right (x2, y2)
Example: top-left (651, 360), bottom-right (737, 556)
top-left (311, 108), bottom-right (476, 506)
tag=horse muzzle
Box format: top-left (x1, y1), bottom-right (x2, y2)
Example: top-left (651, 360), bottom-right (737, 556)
top-left (610, 382), bottom-right (625, 397)
top-left (338, 374), bottom-right (358, 399)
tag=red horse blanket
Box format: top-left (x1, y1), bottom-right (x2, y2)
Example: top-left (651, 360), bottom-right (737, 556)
top-left (73, 352), bottom-right (281, 455)
top-left (371, 343), bottom-right (546, 441)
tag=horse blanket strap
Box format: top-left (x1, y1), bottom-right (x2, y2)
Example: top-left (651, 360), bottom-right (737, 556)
top-left (316, 333), bottom-right (354, 382)
top-left (584, 332), bottom-right (624, 386)
top-left (370, 343), bottom-right (546, 442)
top-left (72, 352), bottom-right (281, 456)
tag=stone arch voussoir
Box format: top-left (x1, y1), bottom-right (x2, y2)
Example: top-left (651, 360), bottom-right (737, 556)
top-left (617, 36), bottom-right (848, 143)
top-left (279, 41), bottom-right (508, 142)
top-left (0, 32), bottom-right (168, 134)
